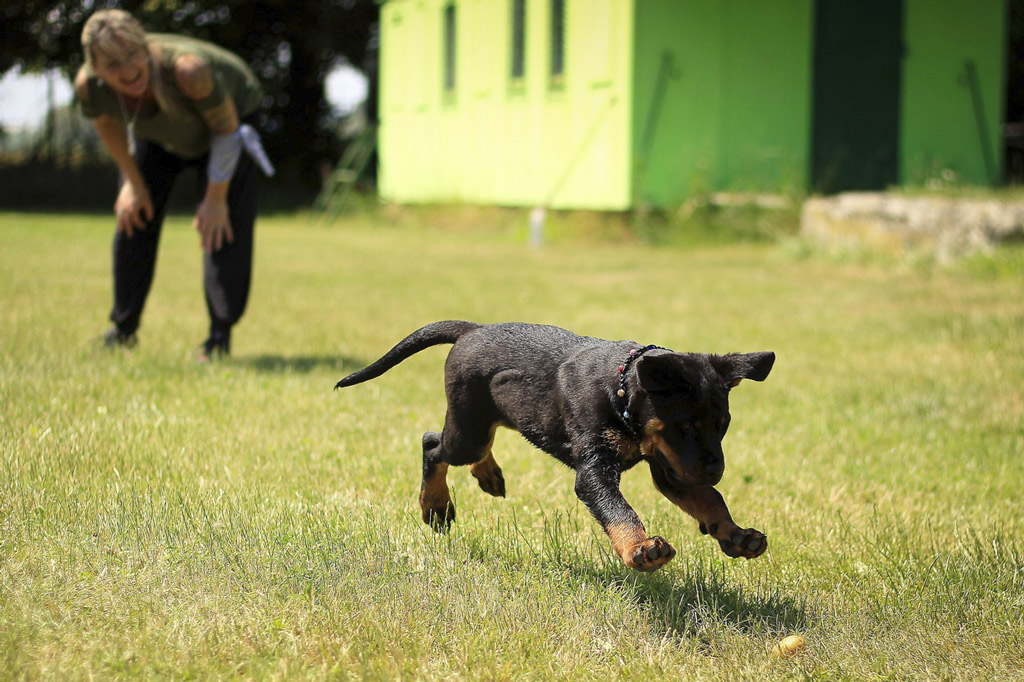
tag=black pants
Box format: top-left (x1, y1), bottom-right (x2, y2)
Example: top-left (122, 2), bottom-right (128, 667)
top-left (110, 138), bottom-right (259, 340)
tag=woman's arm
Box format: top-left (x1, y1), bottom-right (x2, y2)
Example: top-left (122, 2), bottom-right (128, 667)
top-left (76, 69), bottom-right (153, 236)
top-left (175, 53), bottom-right (240, 253)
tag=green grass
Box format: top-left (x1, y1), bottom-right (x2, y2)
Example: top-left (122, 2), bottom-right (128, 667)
top-left (2, 210), bottom-right (1023, 681)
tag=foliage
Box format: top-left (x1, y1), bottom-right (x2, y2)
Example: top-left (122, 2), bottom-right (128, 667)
top-left (0, 157), bottom-right (118, 210)
top-left (2, 0), bottom-right (379, 188)
top-left (1, 211), bottom-right (1023, 680)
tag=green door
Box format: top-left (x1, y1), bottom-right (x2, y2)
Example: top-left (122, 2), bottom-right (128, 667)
top-left (811, 0), bottom-right (904, 193)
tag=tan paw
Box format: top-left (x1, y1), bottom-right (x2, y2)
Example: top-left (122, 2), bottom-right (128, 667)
top-left (470, 456), bottom-right (506, 498)
top-left (717, 527), bottom-right (767, 559)
top-left (624, 536), bottom-right (676, 572)
top-left (419, 489), bottom-right (455, 532)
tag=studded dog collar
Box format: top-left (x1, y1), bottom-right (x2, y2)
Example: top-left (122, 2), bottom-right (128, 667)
top-left (615, 344), bottom-right (668, 439)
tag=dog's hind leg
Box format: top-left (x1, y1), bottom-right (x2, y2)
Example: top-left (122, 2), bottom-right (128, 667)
top-left (419, 431), bottom-right (455, 530)
top-left (419, 408), bottom-right (504, 531)
top-left (469, 425), bottom-right (506, 498)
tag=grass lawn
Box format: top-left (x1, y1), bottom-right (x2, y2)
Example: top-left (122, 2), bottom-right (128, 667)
top-left (1, 209), bottom-right (1022, 681)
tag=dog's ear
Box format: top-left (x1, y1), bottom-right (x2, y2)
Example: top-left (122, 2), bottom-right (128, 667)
top-left (636, 354), bottom-right (700, 394)
top-left (711, 352), bottom-right (775, 388)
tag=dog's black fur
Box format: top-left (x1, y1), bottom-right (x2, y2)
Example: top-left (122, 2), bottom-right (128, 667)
top-left (336, 321), bottom-right (775, 572)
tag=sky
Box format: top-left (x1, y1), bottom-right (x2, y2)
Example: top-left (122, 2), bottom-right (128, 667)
top-left (0, 64), bottom-right (368, 131)
top-left (0, 68), bottom-right (73, 130)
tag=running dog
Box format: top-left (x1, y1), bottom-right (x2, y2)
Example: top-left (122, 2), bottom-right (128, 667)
top-left (335, 321), bottom-right (775, 572)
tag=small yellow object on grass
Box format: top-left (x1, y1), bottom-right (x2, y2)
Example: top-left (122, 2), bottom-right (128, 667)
top-left (770, 634), bottom-right (806, 659)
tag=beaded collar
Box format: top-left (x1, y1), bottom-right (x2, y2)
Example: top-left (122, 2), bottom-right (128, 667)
top-left (615, 344), bottom-right (668, 439)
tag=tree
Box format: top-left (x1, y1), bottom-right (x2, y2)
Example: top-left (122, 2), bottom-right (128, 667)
top-left (1, 0), bottom-right (379, 189)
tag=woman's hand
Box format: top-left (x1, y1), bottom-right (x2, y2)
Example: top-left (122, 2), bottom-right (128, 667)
top-left (194, 193), bottom-right (233, 253)
top-left (114, 181), bottom-right (154, 237)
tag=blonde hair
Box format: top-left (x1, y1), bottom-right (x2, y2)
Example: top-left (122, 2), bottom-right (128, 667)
top-left (81, 9), bottom-right (148, 69)
top-left (81, 9), bottom-right (175, 113)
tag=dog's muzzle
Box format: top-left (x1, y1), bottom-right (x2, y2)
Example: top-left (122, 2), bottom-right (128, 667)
top-left (653, 450), bottom-right (722, 488)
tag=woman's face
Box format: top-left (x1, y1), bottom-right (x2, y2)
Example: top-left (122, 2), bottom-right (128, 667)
top-left (92, 39), bottom-right (150, 98)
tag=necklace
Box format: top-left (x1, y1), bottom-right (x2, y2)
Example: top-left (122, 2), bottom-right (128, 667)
top-left (114, 54), bottom-right (152, 156)
top-left (115, 92), bottom-right (143, 156)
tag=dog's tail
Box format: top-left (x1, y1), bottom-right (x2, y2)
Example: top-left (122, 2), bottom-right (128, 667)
top-left (335, 320), bottom-right (482, 389)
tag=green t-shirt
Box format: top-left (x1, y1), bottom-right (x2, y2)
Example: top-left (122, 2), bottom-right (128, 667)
top-left (78, 33), bottom-right (264, 159)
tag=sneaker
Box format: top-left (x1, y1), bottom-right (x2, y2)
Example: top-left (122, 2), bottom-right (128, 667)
top-left (103, 327), bottom-right (137, 349)
top-left (196, 334), bottom-right (230, 363)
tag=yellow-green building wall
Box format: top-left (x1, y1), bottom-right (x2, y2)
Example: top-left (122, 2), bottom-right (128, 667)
top-left (379, 0), bottom-right (635, 209)
top-left (377, 0), bottom-right (1008, 209)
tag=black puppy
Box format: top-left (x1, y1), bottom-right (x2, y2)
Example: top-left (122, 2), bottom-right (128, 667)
top-left (335, 321), bottom-right (774, 572)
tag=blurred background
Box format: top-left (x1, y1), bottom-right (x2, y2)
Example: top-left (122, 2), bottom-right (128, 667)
top-left (1, 0), bottom-right (378, 211)
top-left (2, 0), bottom-right (1023, 216)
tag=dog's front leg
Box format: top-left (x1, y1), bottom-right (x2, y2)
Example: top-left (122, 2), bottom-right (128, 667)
top-left (574, 459), bottom-right (676, 572)
top-left (654, 481), bottom-right (767, 559)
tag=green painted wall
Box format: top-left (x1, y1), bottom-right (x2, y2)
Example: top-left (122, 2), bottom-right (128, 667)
top-left (901, 0), bottom-right (1006, 185)
top-left (716, 2), bottom-right (812, 194)
top-left (379, 0), bottom-right (635, 209)
top-left (631, 1), bottom-right (813, 206)
top-left (631, 1), bottom-right (722, 206)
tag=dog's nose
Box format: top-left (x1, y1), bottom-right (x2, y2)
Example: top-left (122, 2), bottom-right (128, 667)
top-left (701, 462), bottom-right (724, 485)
